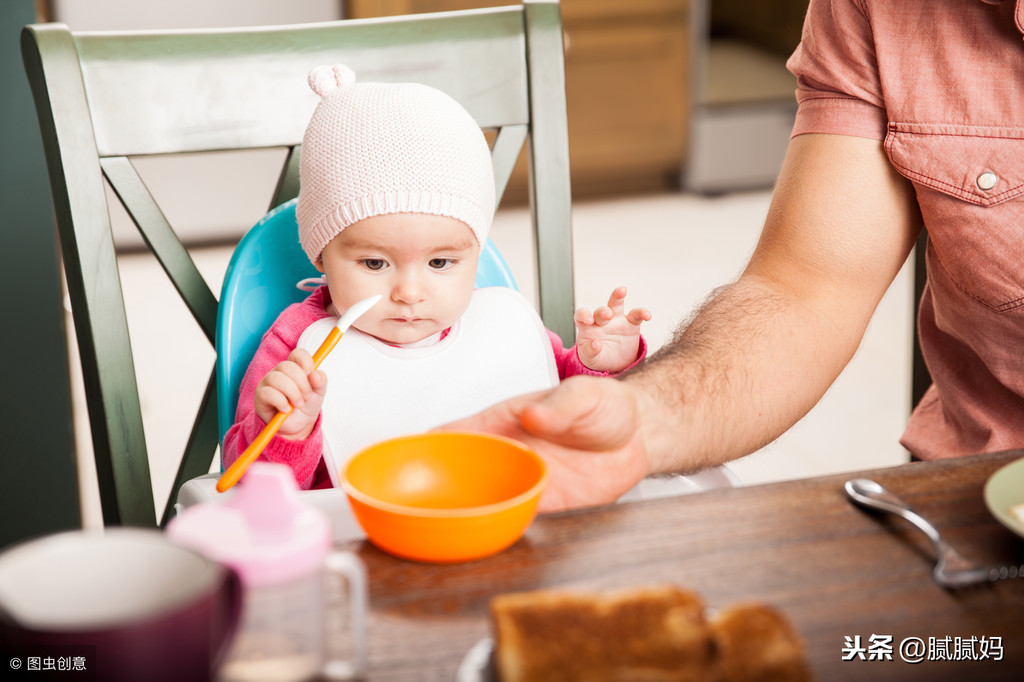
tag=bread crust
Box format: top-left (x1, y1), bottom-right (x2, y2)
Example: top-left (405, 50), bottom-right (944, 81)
top-left (709, 603), bottom-right (813, 682)
top-left (490, 585), bottom-right (812, 682)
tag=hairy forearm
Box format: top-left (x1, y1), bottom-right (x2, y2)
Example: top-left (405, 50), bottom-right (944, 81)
top-left (624, 134), bottom-right (920, 476)
top-left (625, 274), bottom-right (859, 474)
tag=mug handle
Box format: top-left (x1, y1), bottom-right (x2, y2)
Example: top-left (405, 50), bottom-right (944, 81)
top-left (322, 551), bottom-right (368, 679)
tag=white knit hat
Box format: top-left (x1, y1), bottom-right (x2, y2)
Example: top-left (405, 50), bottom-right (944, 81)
top-left (297, 64), bottom-right (495, 264)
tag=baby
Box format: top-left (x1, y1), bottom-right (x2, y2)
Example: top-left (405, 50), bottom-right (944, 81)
top-left (223, 65), bottom-right (650, 489)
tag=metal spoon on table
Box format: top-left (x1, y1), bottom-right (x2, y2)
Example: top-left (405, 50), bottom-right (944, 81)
top-left (845, 478), bottom-right (1024, 588)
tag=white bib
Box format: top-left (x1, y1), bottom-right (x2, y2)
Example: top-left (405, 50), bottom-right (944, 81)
top-left (296, 287), bottom-right (559, 485)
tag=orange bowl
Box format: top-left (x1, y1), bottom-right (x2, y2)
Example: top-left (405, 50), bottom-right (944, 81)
top-left (341, 432), bottom-right (548, 563)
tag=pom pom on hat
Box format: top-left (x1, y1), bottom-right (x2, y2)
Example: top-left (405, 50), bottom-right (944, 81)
top-left (297, 64), bottom-right (496, 264)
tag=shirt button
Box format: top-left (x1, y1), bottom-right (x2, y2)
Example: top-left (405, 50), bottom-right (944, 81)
top-left (977, 172), bottom-right (998, 190)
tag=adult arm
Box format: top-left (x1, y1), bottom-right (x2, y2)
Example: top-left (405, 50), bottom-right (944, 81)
top-left (446, 132), bottom-right (922, 510)
top-left (634, 132), bottom-right (921, 471)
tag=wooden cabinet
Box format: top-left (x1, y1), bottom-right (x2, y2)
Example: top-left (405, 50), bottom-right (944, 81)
top-left (346, 0), bottom-right (690, 202)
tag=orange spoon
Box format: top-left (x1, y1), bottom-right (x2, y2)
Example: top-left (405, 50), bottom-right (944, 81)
top-left (217, 294), bottom-right (382, 492)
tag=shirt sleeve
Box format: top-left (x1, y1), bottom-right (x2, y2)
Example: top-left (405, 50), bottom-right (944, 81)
top-left (547, 329), bottom-right (648, 380)
top-left (786, 0), bottom-right (888, 140)
top-left (221, 294), bottom-right (331, 490)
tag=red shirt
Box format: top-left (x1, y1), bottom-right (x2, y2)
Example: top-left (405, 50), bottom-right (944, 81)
top-left (788, 0), bottom-right (1024, 459)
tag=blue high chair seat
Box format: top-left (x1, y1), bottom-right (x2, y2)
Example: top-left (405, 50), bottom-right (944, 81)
top-left (216, 199), bottom-right (519, 444)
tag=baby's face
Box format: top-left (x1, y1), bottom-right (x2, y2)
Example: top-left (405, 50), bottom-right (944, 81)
top-left (317, 213), bottom-right (480, 344)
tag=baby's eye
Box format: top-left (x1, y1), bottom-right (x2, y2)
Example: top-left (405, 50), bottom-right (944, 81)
top-left (428, 258), bottom-right (455, 270)
top-left (360, 259), bottom-right (386, 271)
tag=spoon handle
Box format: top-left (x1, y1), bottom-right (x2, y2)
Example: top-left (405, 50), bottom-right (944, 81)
top-left (216, 412), bottom-right (290, 493)
top-left (844, 479), bottom-right (944, 551)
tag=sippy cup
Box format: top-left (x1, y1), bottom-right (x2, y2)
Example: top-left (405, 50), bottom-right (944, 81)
top-left (168, 462), bottom-right (367, 681)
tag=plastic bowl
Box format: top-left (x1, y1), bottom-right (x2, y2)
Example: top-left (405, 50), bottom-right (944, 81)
top-left (342, 432), bottom-right (548, 563)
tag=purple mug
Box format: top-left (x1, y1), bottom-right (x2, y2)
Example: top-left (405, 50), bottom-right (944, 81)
top-left (0, 528), bottom-right (242, 682)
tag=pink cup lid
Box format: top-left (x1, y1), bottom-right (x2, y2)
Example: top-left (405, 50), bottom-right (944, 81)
top-left (167, 463), bottom-right (331, 587)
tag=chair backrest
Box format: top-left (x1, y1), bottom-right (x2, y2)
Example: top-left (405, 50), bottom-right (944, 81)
top-left (21, 1), bottom-right (573, 527)
top-left (216, 199), bottom-right (518, 444)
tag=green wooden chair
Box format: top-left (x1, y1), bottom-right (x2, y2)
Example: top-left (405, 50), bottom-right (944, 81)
top-left (21, 1), bottom-right (574, 528)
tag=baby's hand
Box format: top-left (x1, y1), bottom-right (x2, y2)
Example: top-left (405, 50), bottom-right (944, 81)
top-left (574, 286), bottom-right (651, 373)
top-left (253, 349), bottom-right (327, 440)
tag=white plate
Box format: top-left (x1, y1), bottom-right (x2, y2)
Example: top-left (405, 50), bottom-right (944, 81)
top-left (454, 638), bottom-right (495, 682)
top-left (983, 456), bottom-right (1024, 539)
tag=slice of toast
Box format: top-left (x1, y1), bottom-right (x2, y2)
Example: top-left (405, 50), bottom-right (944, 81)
top-left (709, 603), bottom-right (813, 682)
top-left (491, 584), bottom-right (714, 682)
top-left (490, 586), bottom-right (812, 682)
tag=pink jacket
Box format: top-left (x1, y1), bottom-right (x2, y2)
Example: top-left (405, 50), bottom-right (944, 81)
top-left (223, 286), bottom-right (646, 488)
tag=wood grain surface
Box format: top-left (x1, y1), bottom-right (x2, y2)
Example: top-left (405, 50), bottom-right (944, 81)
top-left (336, 451), bottom-right (1024, 681)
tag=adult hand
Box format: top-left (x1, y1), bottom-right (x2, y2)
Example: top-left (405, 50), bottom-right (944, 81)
top-left (442, 375), bottom-right (651, 511)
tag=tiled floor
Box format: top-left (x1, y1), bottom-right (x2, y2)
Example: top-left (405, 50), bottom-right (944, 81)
top-left (69, 189), bottom-right (914, 526)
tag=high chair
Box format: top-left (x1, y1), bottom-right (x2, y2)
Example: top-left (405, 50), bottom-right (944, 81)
top-left (22, 1), bottom-right (573, 527)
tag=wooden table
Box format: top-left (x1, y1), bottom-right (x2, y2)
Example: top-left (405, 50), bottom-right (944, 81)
top-left (336, 451), bottom-right (1024, 681)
